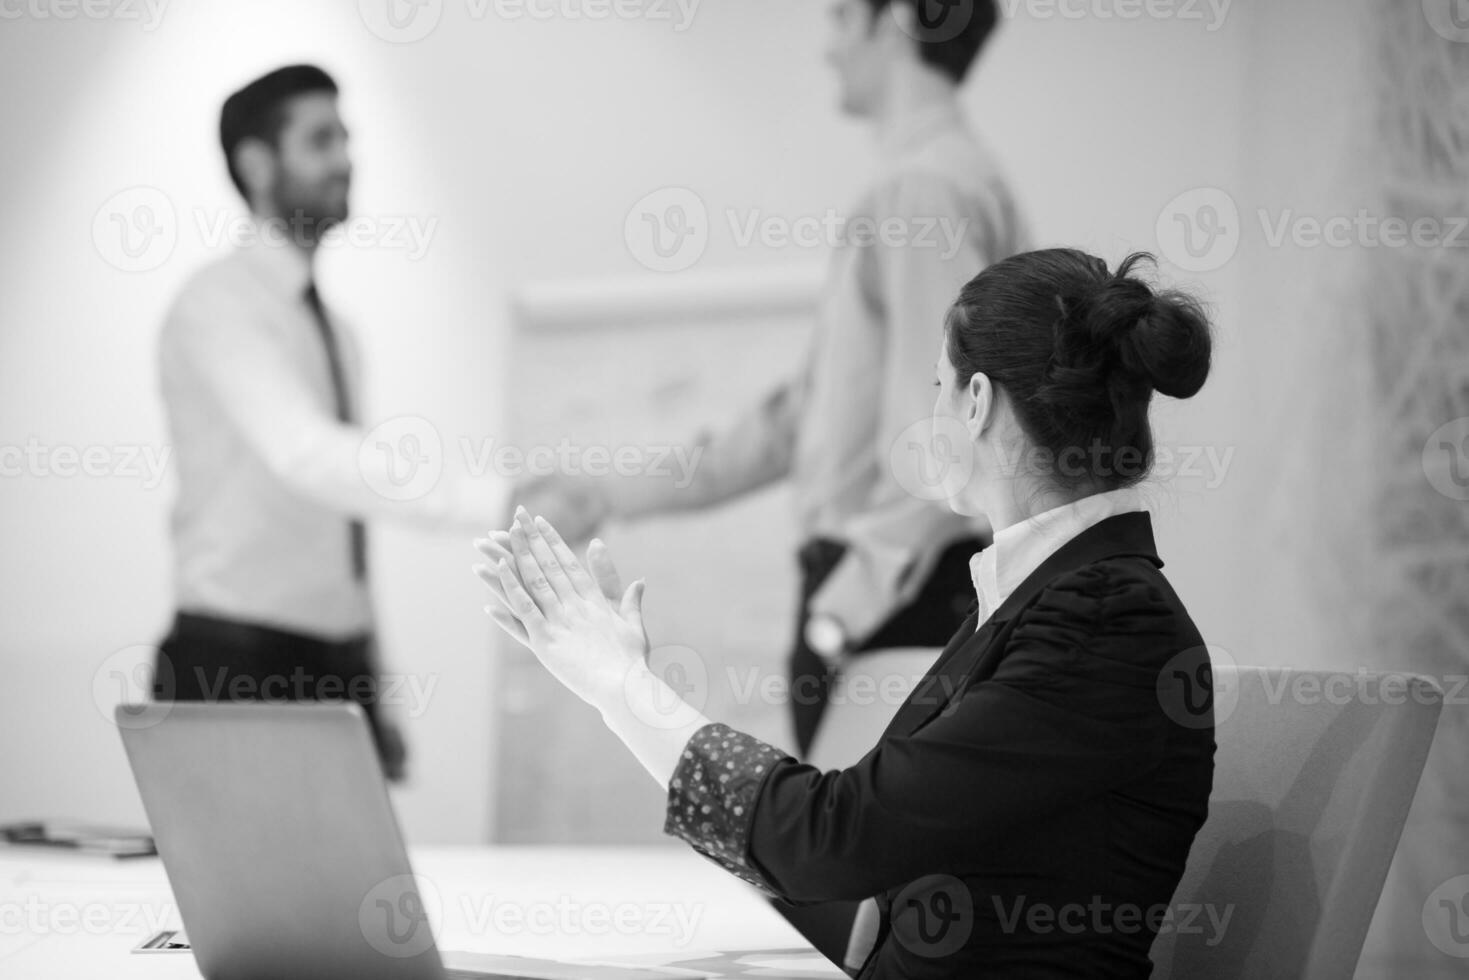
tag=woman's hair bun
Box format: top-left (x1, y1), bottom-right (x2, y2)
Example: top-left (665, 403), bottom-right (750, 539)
top-left (1062, 252), bottom-right (1212, 401)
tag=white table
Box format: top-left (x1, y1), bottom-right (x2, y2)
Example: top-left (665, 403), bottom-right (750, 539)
top-left (0, 845), bottom-right (845, 978)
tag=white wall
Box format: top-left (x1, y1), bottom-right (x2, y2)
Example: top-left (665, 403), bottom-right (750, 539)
top-left (0, 0), bottom-right (1256, 845)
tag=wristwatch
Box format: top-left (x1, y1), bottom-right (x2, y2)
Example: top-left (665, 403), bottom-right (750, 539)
top-left (804, 613), bottom-right (849, 668)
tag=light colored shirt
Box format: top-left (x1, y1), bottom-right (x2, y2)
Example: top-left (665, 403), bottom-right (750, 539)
top-left (159, 233), bottom-right (507, 639)
top-left (969, 488), bottom-right (1148, 629)
top-left (672, 97), bottom-right (1029, 643)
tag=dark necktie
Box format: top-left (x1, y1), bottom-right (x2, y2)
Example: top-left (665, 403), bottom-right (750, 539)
top-left (304, 282), bottom-right (368, 582)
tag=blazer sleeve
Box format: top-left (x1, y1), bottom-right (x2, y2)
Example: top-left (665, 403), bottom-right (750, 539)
top-left (662, 560), bottom-right (1192, 903)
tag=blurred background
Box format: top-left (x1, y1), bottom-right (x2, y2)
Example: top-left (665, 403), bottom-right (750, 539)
top-left (0, 0), bottom-right (1465, 975)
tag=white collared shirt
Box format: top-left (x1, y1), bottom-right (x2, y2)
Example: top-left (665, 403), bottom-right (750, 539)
top-left (159, 232), bottom-right (508, 638)
top-left (969, 488), bottom-right (1147, 629)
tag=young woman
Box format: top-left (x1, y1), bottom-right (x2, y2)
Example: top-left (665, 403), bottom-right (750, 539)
top-left (476, 248), bottom-right (1217, 979)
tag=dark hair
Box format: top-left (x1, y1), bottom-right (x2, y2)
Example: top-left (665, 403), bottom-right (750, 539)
top-left (862, 0), bottom-right (999, 83)
top-left (944, 248), bottom-right (1213, 494)
top-left (219, 64), bottom-right (338, 200)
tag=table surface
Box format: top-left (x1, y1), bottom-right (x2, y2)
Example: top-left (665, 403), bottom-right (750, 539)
top-left (0, 844), bottom-right (845, 979)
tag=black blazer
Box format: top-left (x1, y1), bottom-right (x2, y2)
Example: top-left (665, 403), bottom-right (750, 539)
top-left (664, 512), bottom-right (1216, 979)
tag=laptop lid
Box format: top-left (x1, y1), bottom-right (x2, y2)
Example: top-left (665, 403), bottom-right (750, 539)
top-left (116, 701), bottom-right (444, 980)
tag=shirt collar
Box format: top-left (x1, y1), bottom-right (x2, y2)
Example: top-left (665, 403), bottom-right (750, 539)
top-left (969, 487), bottom-right (1148, 626)
top-left (236, 217), bottom-right (316, 299)
top-left (876, 95), bottom-right (965, 161)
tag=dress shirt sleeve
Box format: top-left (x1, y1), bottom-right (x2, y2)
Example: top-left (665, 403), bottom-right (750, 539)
top-left (162, 284), bottom-right (508, 532)
top-left (665, 562), bottom-right (1201, 902)
top-left (808, 172), bottom-right (994, 644)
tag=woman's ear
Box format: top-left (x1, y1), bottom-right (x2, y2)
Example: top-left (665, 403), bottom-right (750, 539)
top-left (966, 372), bottom-right (994, 440)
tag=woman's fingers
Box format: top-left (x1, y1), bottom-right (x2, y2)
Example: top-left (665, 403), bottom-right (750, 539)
top-left (475, 536), bottom-right (529, 610)
top-left (474, 532), bottom-right (513, 566)
top-left (495, 557), bottom-right (547, 633)
top-left (534, 516), bottom-right (599, 600)
top-left (620, 578), bottom-right (647, 642)
top-left (517, 508), bottom-right (578, 603)
top-left (585, 538), bottom-right (624, 603)
top-left (474, 563), bottom-right (516, 613)
top-left (484, 527), bottom-right (608, 603)
top-left (481, 529), bottom-right (588, 608)
top-left (508, 516), bottom-right (559, 614)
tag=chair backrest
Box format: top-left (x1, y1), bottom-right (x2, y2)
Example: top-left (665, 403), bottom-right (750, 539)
top-left (815, 657), bottom-right (1444, 980)
top-left (1151, 665), bottom-right (1443, 980)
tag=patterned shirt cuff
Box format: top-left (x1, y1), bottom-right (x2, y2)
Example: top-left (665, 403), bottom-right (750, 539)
top-left (663, 722), bottom-right (791, 897)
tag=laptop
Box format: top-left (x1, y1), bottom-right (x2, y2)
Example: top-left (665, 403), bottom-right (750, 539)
top-left (116, 702), bottom-right (710, 980)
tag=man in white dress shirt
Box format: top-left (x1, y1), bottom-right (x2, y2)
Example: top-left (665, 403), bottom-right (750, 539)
top-left (155, 65), bottom-right (507, 781)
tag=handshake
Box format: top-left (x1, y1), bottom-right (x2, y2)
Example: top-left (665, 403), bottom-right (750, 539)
top-left (504, 473), bottom-right (614, 547)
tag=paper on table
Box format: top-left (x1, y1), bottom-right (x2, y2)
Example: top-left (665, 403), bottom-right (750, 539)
top-left (440, 949), bottom-right (717, 979)
top-left (570, 947), bottom-right (848, 978)
top-left (736, 952), bottom-right (848, 976)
